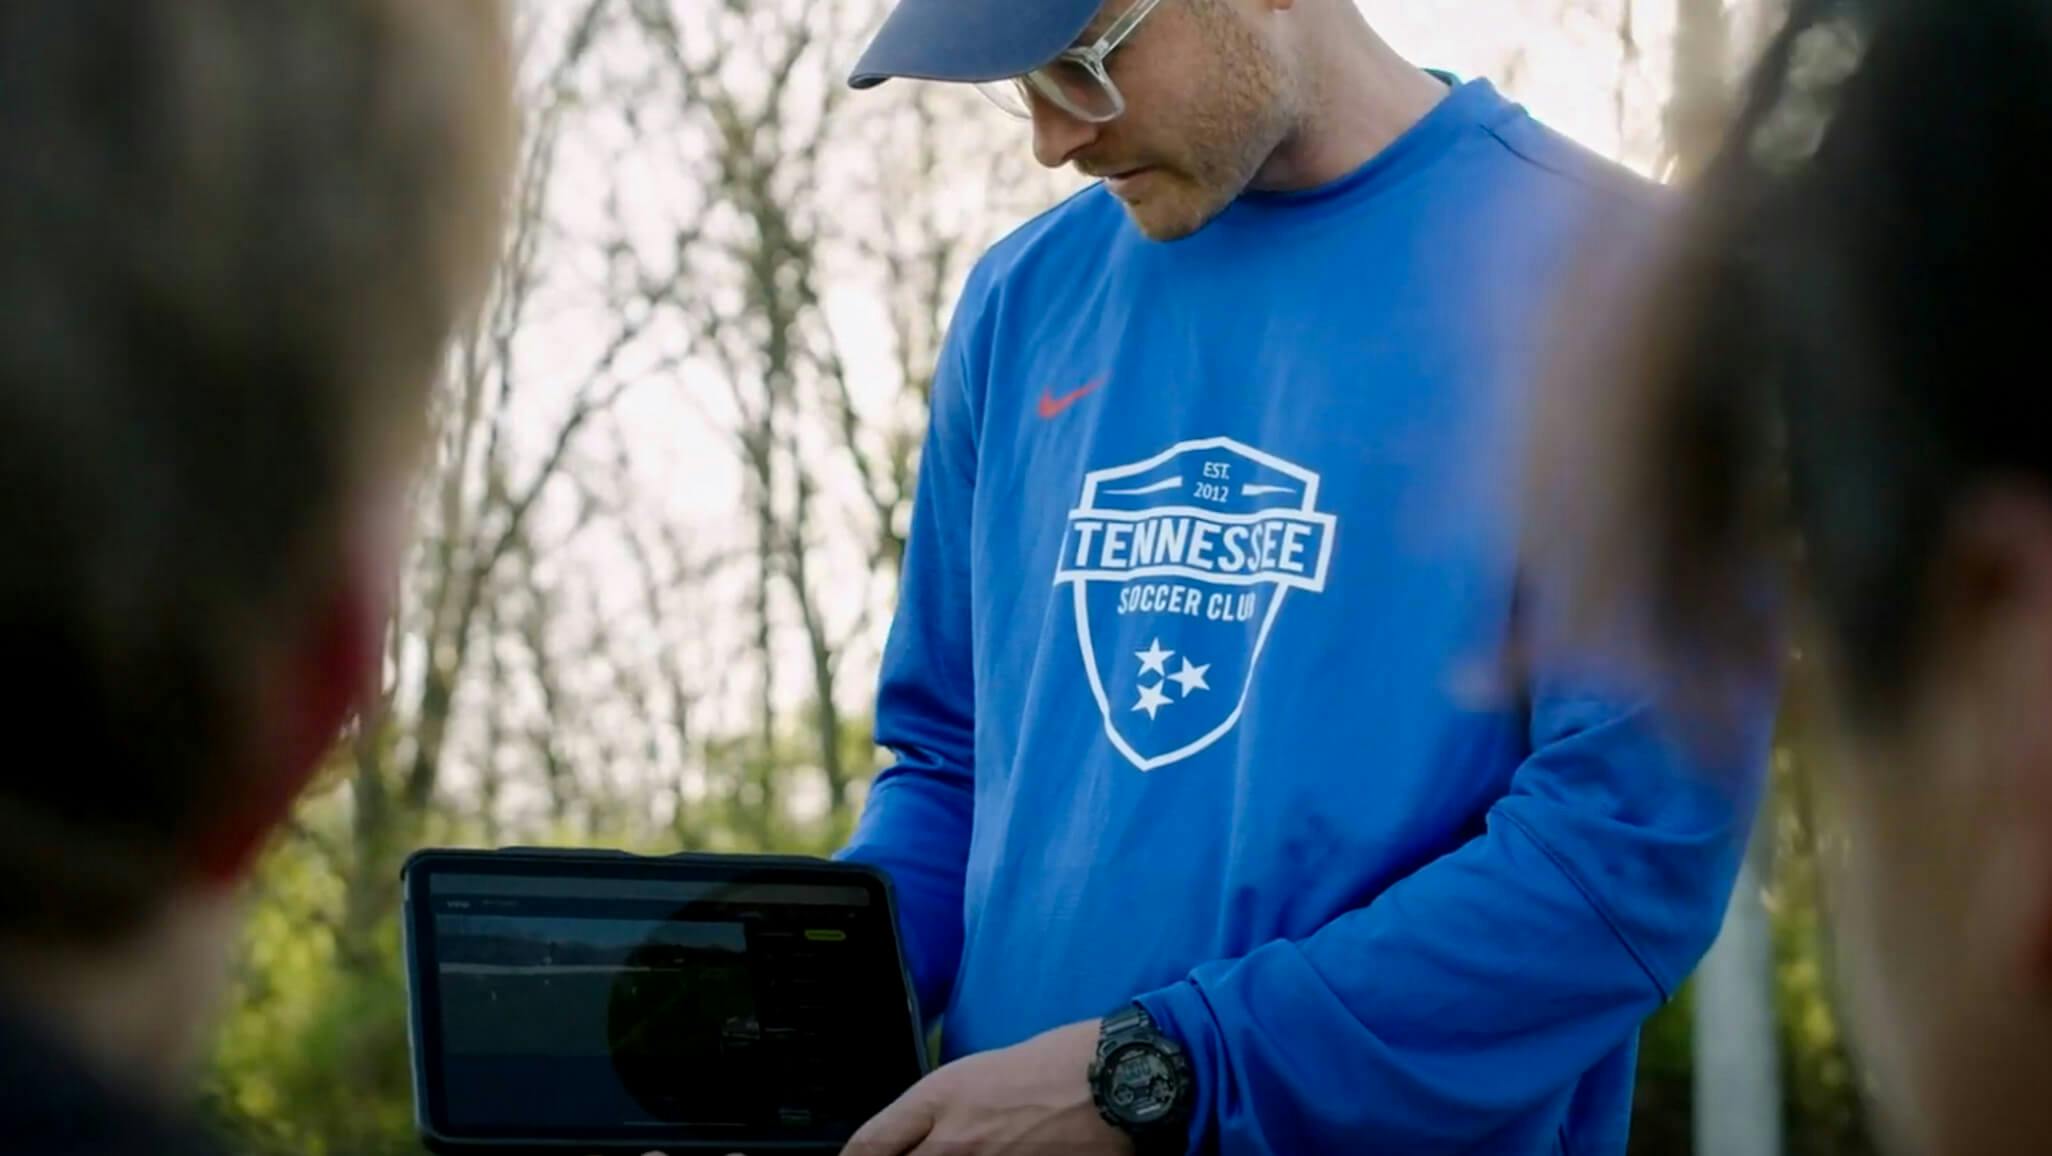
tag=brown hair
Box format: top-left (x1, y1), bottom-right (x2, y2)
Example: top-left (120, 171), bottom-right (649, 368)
top-left (1530, 0), bottom-right (2052, 730)
top-left (0, 0), bottom-right (513, 942)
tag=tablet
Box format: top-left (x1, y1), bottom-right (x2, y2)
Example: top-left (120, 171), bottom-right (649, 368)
top-left (401, 848), bottom-right (928, 1153)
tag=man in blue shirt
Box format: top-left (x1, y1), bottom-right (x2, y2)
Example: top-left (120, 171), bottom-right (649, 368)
top-left (837, 1), bottom-right (1773, 1153)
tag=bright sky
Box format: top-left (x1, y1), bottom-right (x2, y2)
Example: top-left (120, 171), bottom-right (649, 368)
top-left (1374, 0), bottom-right (1674, 168)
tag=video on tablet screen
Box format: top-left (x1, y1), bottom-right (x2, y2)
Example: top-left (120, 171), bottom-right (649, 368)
top-left (424, 872), bottom-right (918, 1139)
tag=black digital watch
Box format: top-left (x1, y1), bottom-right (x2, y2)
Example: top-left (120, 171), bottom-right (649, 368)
top-left (1088, 1003), bottom-right (1194, 1154)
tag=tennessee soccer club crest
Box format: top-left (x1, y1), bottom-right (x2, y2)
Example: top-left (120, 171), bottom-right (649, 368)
top-left (1053, 437), bottom-right (1336, 771)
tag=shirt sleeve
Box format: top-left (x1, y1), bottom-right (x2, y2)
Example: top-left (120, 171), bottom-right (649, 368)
top-left (1135, 584), bottom-right (1774, 1153)
top-left (835, 290), bottom-right (984, 1023)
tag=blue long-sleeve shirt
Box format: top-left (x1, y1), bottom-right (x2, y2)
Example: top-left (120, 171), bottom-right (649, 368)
top-left (840, 78), bottom-right (1770, 1155)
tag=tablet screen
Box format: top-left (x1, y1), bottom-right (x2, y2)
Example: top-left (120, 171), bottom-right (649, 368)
top-left (404, 854), bottom-right (926, 1148)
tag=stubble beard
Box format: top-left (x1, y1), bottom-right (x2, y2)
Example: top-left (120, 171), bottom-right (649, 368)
top-left (1120, 14), bottom-right (1297, 241)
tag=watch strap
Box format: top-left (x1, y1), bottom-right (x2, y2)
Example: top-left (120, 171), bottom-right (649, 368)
top-left (1090, 1003), bottom-right (1193, 1155)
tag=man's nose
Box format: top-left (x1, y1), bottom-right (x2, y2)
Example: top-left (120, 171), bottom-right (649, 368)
top-left (1031, 97), bottom-right (1101, 170)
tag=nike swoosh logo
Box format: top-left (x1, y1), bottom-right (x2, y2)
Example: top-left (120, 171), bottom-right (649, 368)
top-left (1037, 377), bottom-right (1105, 420)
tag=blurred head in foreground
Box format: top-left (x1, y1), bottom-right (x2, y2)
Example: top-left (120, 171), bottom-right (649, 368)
top-left (1533, 0), bottom-right (2052, 1150)
top-left (0, 0), bottom-right (511, 1106)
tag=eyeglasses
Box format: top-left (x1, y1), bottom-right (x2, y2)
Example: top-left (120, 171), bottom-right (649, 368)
top-left (977, 0), bottom-right (1168, 124)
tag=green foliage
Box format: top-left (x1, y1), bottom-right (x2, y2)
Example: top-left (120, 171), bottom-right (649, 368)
top-left (1628, 924), bottom-right (1873, 1155)
top-left (198, 717), bottom-right (875, 1155)
top-left (1627, 738), bottom-right (1878, 1156)
top-left (1630, 984), bottom-right (1697, 1155)
top-left (204, 733), bottom-right (1880, 1154)
top-left (202, 824), bottom-right (421, 1155)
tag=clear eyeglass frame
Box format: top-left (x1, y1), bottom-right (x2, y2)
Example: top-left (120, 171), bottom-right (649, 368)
top-left (976, 0), bottom-right (1167, 124)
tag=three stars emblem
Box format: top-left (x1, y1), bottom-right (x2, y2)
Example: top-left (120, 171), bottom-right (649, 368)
top-left (1130, 637), bottom-right (1211, 720)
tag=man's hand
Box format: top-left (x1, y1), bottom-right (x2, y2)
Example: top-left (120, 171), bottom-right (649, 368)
top-left (842, 1020), bottom-right (1136, 1156)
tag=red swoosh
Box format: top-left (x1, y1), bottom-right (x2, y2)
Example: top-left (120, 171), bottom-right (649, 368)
top-left (1038, 377), bottom-right (1105, 419)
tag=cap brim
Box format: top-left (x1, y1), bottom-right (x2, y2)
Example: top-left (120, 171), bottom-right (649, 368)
top-left (849, 0), bottom-right (1103, 89)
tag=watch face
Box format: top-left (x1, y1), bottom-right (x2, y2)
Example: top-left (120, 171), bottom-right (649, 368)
top-left (1105, 1043), bottom-right (1180, 1124)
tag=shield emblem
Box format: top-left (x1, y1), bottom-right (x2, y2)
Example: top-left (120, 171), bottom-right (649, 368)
top-left (1054, 437), bottom-right (1336, 771)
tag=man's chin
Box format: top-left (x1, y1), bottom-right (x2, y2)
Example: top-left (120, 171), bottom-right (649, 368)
top-left (1115, 185), bottom-right (1227, 242)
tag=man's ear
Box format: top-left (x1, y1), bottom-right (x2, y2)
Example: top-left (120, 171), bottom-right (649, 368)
top-left (1935, 484), bottom-right (2052, 989)
top-left (188, 532), bottom-right (390, 885)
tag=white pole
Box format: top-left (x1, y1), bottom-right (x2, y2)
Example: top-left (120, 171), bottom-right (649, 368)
top-left (1692, 822), bottom-right (1782, 1156)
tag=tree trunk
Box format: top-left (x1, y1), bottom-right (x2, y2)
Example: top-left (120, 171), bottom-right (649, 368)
top-left (338, 722), bottom-right (395, 972)
top-left (786, 460), bottom-right (848, 819)
top-left (1665, 0), bottom-right (1732, 182)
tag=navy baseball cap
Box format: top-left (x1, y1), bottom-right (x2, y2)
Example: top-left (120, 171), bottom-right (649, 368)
top-left (849, 0), bottom-right (1105, 88)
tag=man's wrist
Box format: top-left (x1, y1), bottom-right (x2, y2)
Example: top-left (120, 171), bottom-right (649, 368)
top-left (1089, 1002), bottom-right (1194, 1155)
